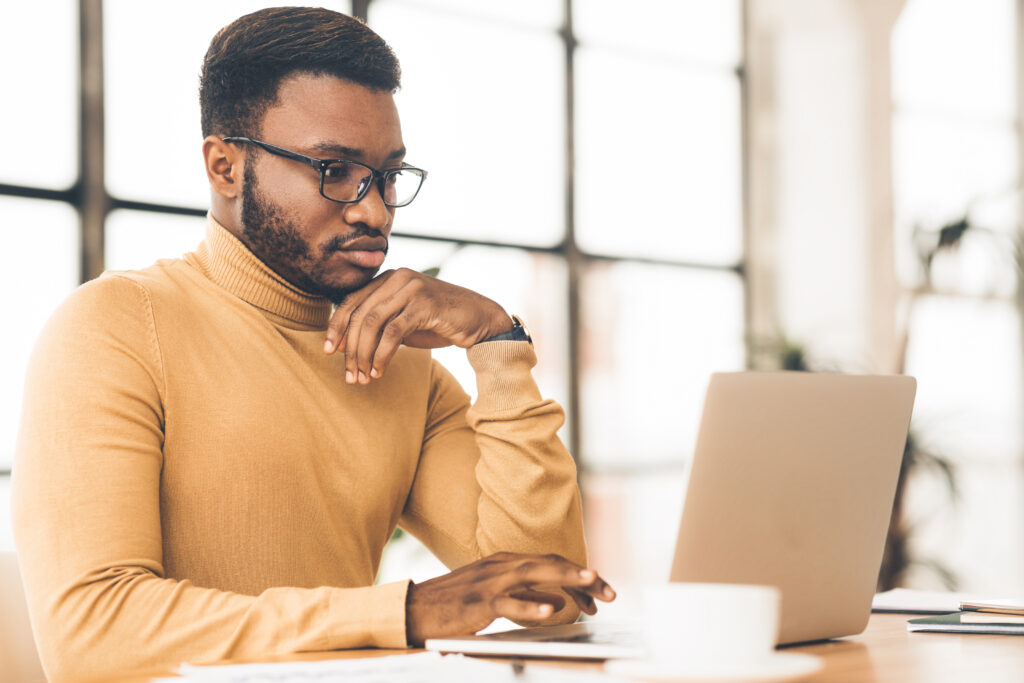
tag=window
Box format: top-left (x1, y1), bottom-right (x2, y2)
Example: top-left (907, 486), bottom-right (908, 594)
top-left (1, 1), bottom-right (747, 589)
top-left (0, 1), bottom-right (78, 190)
top-left (370, 0), bottom-right (746, 584)
top-left (370, 1), bottom-right (565, 246)
top-left (0, 198), bottom-right (80, 474)
top-left (104, 0), bottom-right (291, 208)
top-left (892, 0), bottom-right (1023, 593)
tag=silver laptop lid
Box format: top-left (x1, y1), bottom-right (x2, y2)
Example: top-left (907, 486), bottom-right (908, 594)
top-left (670, 372), bottom-right (916, 644)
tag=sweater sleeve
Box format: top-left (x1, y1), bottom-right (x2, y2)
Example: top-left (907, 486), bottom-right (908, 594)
top-left (399, 341), bottom-right (587, 623)
top-left (11, 275), bottom-right (409, 682)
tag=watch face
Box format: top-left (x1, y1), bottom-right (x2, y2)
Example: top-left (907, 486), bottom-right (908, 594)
top-left (511, 314), bottom-right (532, 342)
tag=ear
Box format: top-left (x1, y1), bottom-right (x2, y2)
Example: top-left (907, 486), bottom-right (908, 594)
top-left (203, 136), bottom-right (243, 199)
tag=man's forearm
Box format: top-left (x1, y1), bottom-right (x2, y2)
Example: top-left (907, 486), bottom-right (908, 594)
top-left (14, 554), bottom-right (411, 680)
top-left (465, 341), bottom-right (587, 569)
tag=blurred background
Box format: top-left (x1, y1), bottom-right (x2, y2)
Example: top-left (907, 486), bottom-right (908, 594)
top-left (1, 0), bottom-right (1021, 599)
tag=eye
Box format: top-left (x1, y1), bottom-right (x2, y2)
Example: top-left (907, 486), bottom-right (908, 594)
top-left (323, 163), bottom-right (354, 182)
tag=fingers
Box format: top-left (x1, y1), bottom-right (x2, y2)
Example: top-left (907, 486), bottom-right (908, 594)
top-left (405, 554), bottom-right (617, 646)
top-left (366, 311), bottom-right (416, 379)
top-left (565, 587), bottom-right (598, 616)
top-left (495, 556), bottom-right (616, 604)
top-left (508, 589), bottom-right (567, 613)
top-left (582, 571), bottom-right (616, 603)
top-left (324, 271), bottom-right (392, 354)
top-left (327, 269), bottom-right (446, 383)
top-left (345, 284), bottom-right (418, 383)
top-left (327, 270), bottom-right (419, 383)
top-left (490, 594), bottom-right (557, 622)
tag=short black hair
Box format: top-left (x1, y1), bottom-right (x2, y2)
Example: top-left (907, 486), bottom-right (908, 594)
top-left (199, 6), bottom-right (401, 138)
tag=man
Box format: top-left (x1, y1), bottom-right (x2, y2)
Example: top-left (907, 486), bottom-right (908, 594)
top-left (12, 7), bottom-right (613, 680)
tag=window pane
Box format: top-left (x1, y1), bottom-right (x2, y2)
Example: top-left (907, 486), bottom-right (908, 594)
top-left (377, 0), bottom-right (561, 29)
top-left (576, 49), bottom-right (742, 264)
top-left (105, 210), bottom-right (207, 272)
top-left (0, 1), bottom-right (77, 189)
top-left (104, 2), bottom-right (332, 207)
top-left (574, 0), bottom-right (740, 66)
top-left (893, 0), bottom-right (1016, 119)
top-left (580, 264), bottom-right (745, 469)
top-left (0, 198), bottom-right (80, 470)
top-left (902, 296), bottom-right (1024, 593)
top-left (905, 296), bottom-right (1022, 464)
top-left (583, 469), bottom-right (689, 586)
top-left (370, 2), bottom-right (565, 245)
top-left (904, 462), bottom-right (1024, 595)
top-left (892, 113), bottom-right (1018, 293)
top-left (388, 239), bottom-right (570, 421)
top-left (892, 0), bottom-right (1023, 598)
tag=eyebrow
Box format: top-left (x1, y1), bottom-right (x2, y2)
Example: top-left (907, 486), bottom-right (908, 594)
top-left (308, 141), bottom-right (407, 161)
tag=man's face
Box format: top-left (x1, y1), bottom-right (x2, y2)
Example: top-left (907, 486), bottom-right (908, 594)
top-left (240, 73), bottom-right (405, 303)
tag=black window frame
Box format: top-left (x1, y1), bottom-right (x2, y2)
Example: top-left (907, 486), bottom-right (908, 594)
top-left (0, 0), bottom-right (750, 478)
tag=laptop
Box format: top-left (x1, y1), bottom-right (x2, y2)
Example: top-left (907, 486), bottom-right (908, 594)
top-left (426, 371), bottom-right (917, 658)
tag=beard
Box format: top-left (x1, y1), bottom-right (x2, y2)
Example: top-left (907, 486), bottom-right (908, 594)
top-left (239, 161), bottom-right (386, 304)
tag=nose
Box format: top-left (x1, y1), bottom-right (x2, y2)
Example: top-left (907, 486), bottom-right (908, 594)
top-left (342, 179), bottom-right (392, 235)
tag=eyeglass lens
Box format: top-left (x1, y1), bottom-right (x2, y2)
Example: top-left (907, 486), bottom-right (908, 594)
top-left (322, 162), bottom-right (423, 206)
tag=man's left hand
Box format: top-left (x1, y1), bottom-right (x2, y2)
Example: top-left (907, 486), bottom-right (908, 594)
top-left (323, 268), bottom-right (513, 384)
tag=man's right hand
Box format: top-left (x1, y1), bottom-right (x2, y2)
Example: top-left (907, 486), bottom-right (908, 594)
top-left (405, 552), bottom-right (616, 647)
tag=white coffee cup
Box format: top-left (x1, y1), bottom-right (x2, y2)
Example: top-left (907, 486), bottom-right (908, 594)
top-left (640, 582), bottom-right (781, 670)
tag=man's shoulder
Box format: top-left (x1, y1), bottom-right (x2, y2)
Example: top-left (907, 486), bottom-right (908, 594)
top-left (53, 258), bottom-right (195, 329)
top-left (98, 257), bottom-right (194, 295)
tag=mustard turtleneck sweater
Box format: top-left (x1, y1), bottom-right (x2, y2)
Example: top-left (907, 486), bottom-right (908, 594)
top-left (12, 216), bottom-right (585, 681)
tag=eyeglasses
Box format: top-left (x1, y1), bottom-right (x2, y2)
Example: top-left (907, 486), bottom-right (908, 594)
top-left (222, 136), bottom-right (427, 208)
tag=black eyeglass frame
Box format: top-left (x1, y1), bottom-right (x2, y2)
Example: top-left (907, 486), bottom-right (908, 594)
top-left (221, 136), bottom-right (428, 208)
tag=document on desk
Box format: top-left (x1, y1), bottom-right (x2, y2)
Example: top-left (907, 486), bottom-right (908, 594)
top-left (156, 651), bottom-right (631, 682)
top-left (907, 612), bottom-right (1024, 635)
top-left (872, 588), bottom-right (990, 614)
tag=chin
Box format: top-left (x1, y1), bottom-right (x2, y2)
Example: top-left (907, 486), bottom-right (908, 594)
top-left (342, 267), bottom-right (380, 289)
top-left (319, 272), bottom-right (378, 303)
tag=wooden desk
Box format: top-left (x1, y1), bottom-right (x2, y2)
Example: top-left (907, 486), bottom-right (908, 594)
top-left (786, 612), bottom-right (1024, 681)
top-left (120, 613), bottom-right (1024, 682)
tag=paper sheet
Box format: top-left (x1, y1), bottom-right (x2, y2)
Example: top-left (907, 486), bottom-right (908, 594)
top-left (871, 588), bottom-right (988, 614)
top-left (158, 651), bottom-right (629, 682)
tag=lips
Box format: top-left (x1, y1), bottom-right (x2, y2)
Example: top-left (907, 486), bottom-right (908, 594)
top-left (334, 236), bottom-right (388, 269)
top-left (338, 250), bottom-right (386, 269)
top-left (340, 237), bottom-right (388, 253)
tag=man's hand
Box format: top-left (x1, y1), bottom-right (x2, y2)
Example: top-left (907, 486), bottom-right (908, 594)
top-left (323, 268), bottom-right (513, 384)
top-left (404, 552), bottom-right (616, 647)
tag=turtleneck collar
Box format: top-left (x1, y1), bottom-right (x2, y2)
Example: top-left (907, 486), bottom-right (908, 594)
top-left (186, 215), bottom-right (333, 329)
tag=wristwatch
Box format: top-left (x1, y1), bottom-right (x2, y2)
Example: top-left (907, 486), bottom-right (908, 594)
top-left (482, 314), bottom-right (532, 343)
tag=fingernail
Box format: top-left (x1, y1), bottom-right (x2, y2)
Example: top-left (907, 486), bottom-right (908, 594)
top-left (345, 371), bottom-right (354, 384)
top-left (324, 340), bottom-right (333, 353)
top-left (370, 368), bottom-right (380, 378)
top-left (358, 371), bottom-right (368, 384)
top-left (580, 569), bottom-right (596, 581)
top-left (539, 604), bottom-right (553, 616)
top-left (604, 587), bottom-right (615, 599)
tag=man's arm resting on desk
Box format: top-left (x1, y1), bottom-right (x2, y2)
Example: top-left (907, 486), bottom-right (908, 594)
top-left (397, 341), bottom-right (614, 636)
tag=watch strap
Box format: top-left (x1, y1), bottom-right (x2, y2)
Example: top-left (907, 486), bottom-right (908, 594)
top-left (481, 314), bottom-right (532, 343)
